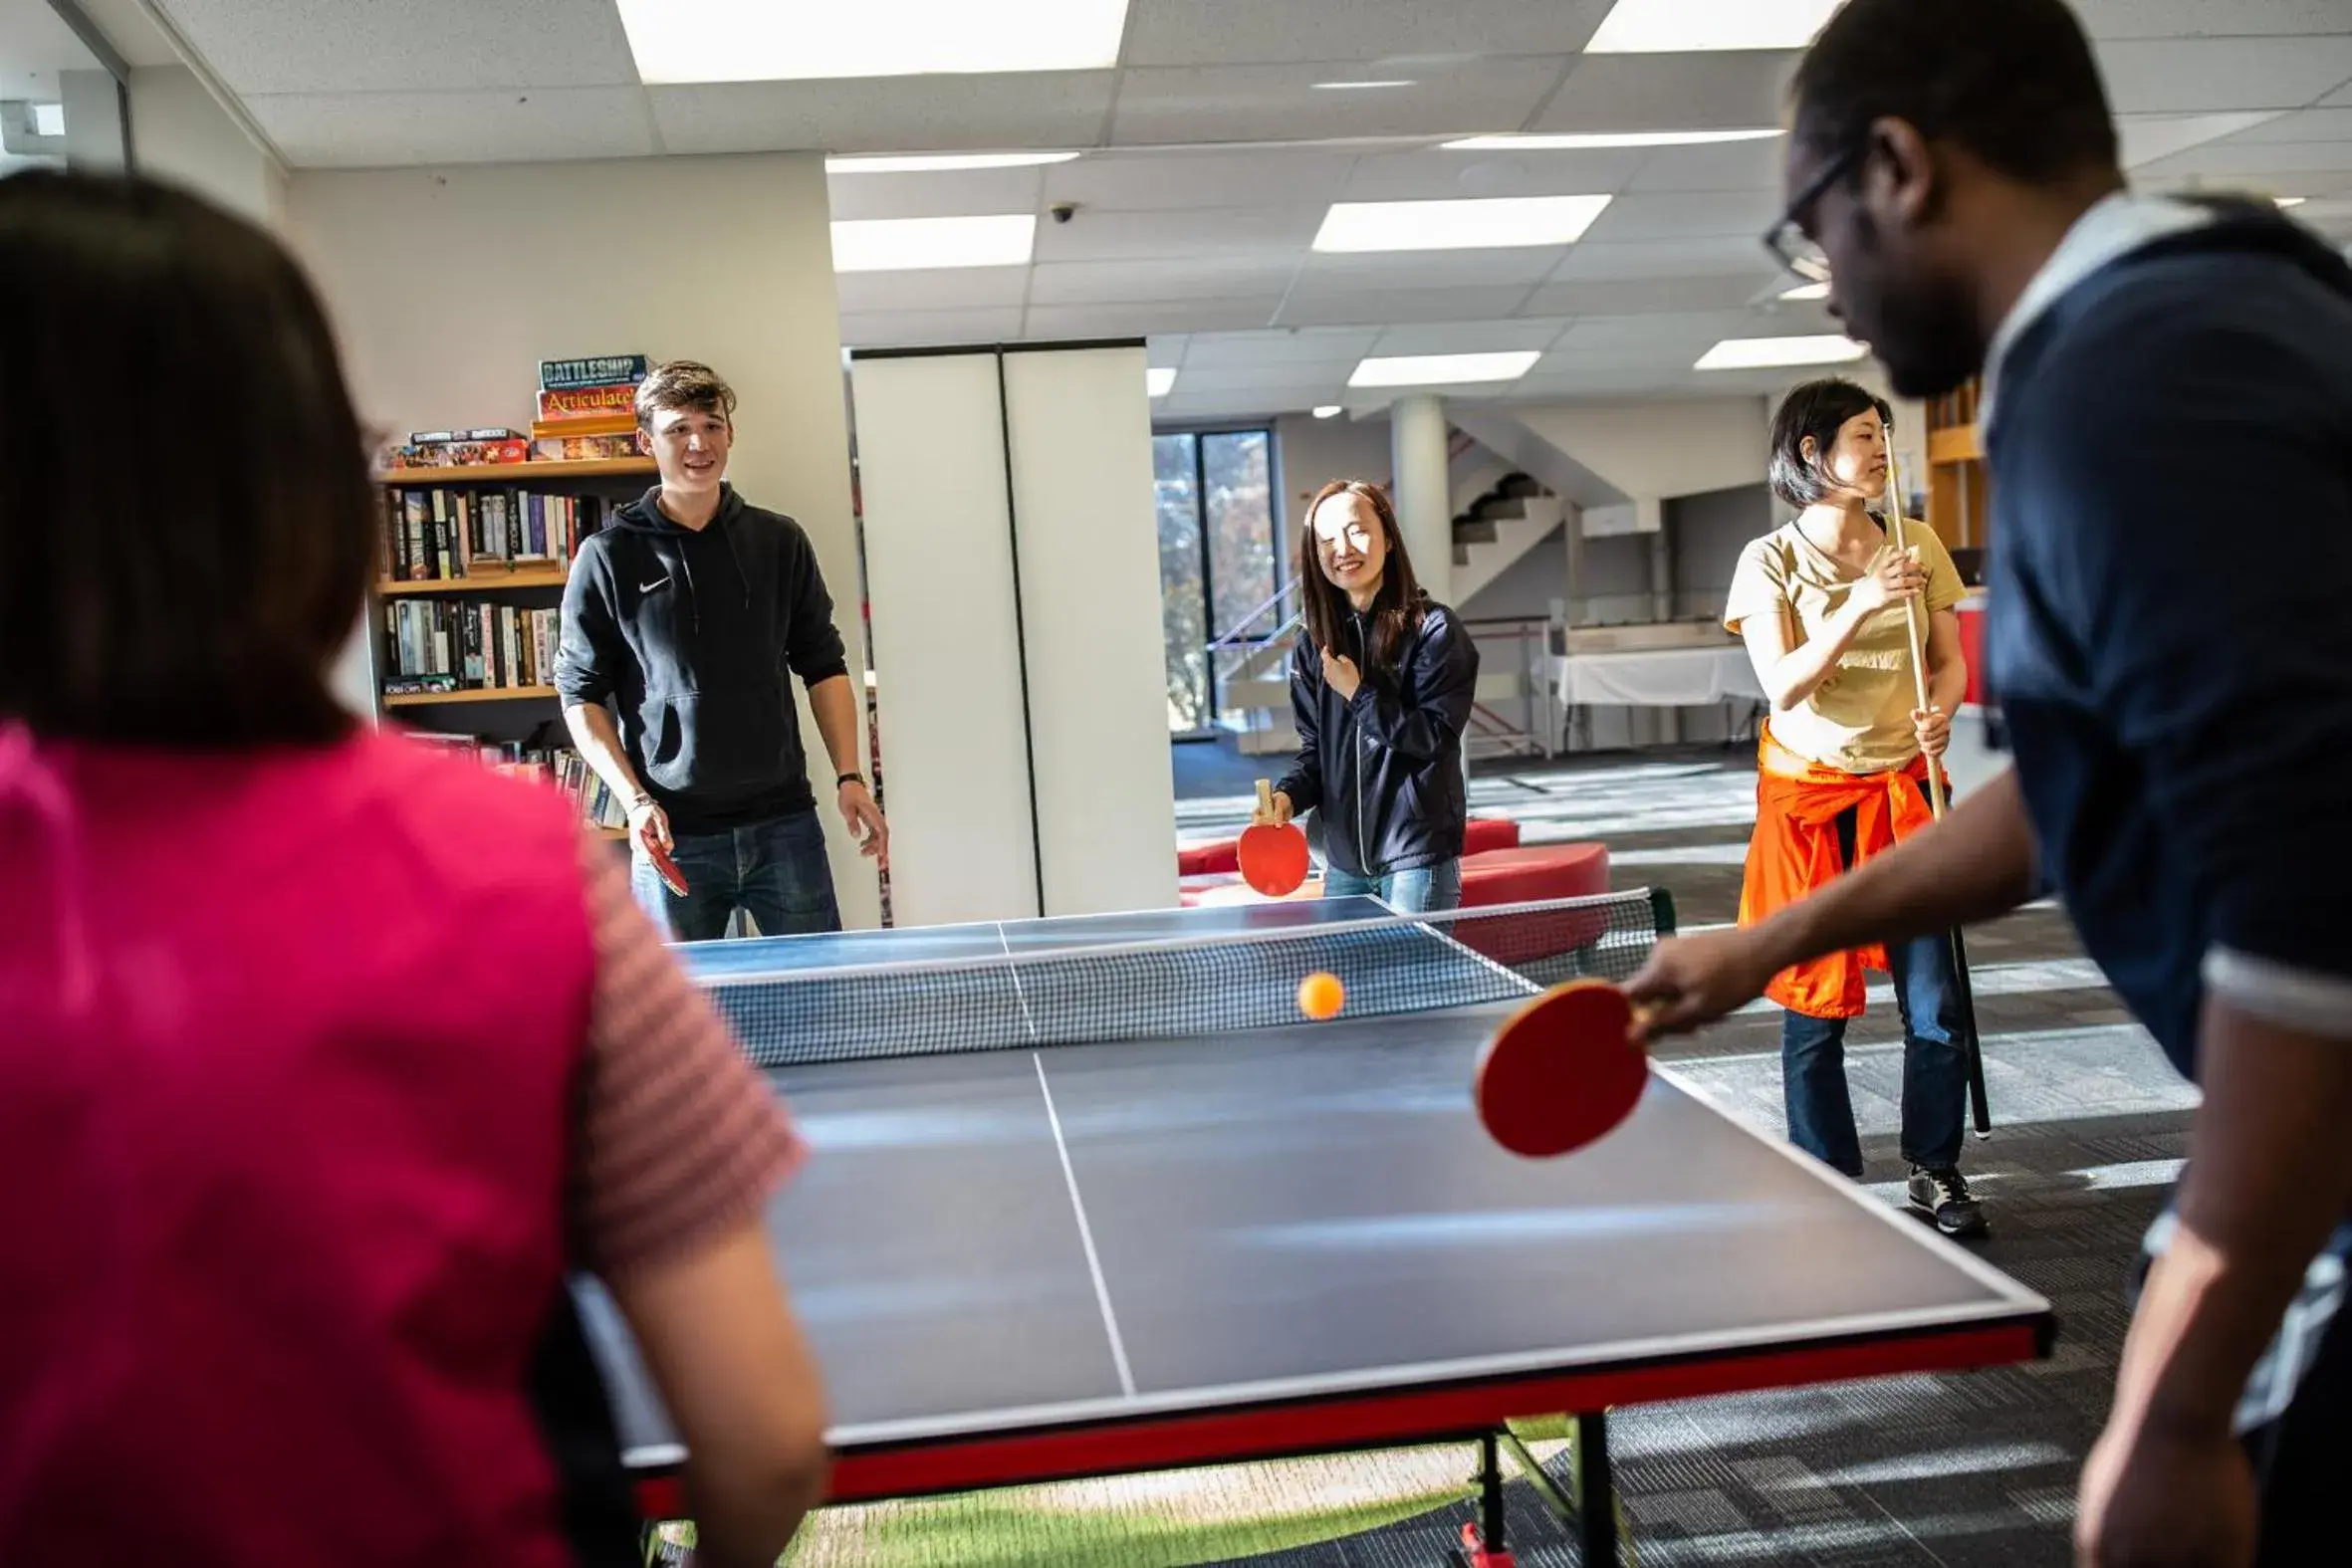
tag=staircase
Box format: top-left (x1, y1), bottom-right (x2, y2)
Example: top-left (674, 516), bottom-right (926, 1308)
top-left (1451, 470), bottom-right (1568, 605)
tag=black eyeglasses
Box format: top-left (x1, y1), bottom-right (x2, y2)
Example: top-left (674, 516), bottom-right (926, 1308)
top-left (1761, 142), bottom-right (1864, 284)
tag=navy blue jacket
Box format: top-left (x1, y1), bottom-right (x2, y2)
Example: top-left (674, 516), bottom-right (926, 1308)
top-left (1277, 599), bottom-right (1480, 879)
top-left (1985, 204), bottom-right (2352, 1079)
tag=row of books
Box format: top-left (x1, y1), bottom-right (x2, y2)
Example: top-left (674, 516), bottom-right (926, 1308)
top-left (381, 599), bottom-right (562, 695)
top-left (402, 731), bottom-right (629, 833)
top-left (381, 488), bottom-right (612, 581)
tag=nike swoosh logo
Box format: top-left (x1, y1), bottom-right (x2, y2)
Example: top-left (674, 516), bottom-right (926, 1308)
top-left (639, 578), bottom-right (668, 592)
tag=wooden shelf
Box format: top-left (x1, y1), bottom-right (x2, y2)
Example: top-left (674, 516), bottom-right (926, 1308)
top-left (378, 567), bottom-right (569, 596)
top-left (375, 456), bottom-right (654, 486)
top-left (382, 685), bottom-right (562, 708)
top-left (1926, 425), bottom-right (1983, 465)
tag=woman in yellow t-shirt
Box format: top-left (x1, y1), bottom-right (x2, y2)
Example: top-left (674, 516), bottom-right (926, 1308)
top-left (1722, 377), bottom-right (1983, 1237)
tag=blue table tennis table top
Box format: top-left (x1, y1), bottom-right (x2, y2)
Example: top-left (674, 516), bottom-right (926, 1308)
top-left (582, 896), bottom-right (2053, 1501)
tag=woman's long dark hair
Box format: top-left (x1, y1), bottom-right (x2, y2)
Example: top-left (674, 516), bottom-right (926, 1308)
top-left (1296, 479), bottom-right (1426, 676)
top-left (0, 172), bottom-right (376, 746)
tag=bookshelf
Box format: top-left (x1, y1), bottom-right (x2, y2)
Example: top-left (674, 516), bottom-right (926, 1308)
top-left (371, 454), bottom-right (658, 838)
top-left (1922, 380), bottom-right (1987, 549)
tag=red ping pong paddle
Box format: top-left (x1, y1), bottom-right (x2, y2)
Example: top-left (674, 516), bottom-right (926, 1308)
top-left (641, 831), bottom-right (690, 898)
top-left (1474, 980), bottom-right (1655, 1159)
top-left (1239, 779), bottom-right (1310, 898)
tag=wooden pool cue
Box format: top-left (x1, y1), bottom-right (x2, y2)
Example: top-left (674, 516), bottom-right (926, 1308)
top-left (1885, 444), bottom-right (1994, 1136)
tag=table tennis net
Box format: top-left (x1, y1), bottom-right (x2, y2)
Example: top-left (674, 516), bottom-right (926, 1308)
top-left (710, 888), bottom-right (1675, 1069)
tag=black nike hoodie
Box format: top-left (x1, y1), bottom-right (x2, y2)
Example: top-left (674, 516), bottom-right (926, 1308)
top-left (555, 484), bottom-right (847, 834)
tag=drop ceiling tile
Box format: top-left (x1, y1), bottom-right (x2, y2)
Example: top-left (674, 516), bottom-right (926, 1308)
top-left (249, 88), bottom-right (657, 168)
top-left (1044, 150), bottom-right (1356, 211)
top-left (1120, 0), bottom-right (1613, 68)
top-left (834, 268), bottom-right (1032, 315)
top-left (2327, 81), bottom-right (2352, 109)
top-left (1178, 327), bottom-right (1383, 367)
top-left (840, 308), bottom-right (1026, 349)
top-left (1030, 256), bottom-right (1301, 305)
top-left (1533, 53), bottom-right (1800, 134)
top-left (1522, 275), bottom-right (1776, 316)
top-left (158, 0), bottom-right (638, 94)
top-left (1147, 335), bottom-right (1189, 367)
top-left (2098, 38), bottom-right (2352, 114)
top-left (2072, 1), bottom-right (2352, 39)
top-left (1579, 190), bottom-right (1784, 244)
top-left (1550, 237), bottom-right (1781, 283)
top-left (1624, 138), bottom-right (1789, 195)
top-left (2135, 140), bottom-right (2352, 178)
top-left (1273, 286), bottom-right (1533, 327)
top-left (2117, 112), bottom-right (2287, 167)
top-left (1109, 59), bottom-right (1567, 144)
top-left (1370, 319), bottom-right (1571, 354)
top-left (648, 73), bottom-right (1115, 156)
top-left (2218, 107), bottom-right (2352, 143)
top-left (826, 166), bottom-right (1051, 221)
top-left (1340, 148), bottom-right (1648, 202)
top-left (1294, 248), bottom-right (1565, 290)
top-left (1031, 205), bottom-right (1321, 262)
top-left (1024, 299), bottom-right (1286, 336)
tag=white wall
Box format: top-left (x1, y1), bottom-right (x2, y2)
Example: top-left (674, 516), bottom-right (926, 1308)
top-left (1506, 396), bottom-right (1768, 503)
top-left (127, 66), bottom-right (282, 226)
top-left (1272, 411), bottom-right (1392, 536)
top-left (285, 154), bottom-right (877, 930)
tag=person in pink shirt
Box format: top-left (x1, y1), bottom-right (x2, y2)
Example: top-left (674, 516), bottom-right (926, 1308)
top-left (0, 171), bottom-right (829, 1567)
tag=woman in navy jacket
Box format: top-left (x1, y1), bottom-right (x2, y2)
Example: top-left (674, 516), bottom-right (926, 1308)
top-left (1261, 480), bottom-right (1481, 912)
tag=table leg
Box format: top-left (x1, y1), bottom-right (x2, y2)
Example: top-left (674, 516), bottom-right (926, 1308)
top-left (1456, 1431), bottom-right (1518, 1566)
top-left (1571, 1412), bottom-right (1618, 1565)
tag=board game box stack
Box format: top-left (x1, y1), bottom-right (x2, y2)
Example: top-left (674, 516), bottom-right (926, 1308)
top-left (533, 352), bottom-right (649, 461)
top-left (380, 427), bottom-right (530, 471)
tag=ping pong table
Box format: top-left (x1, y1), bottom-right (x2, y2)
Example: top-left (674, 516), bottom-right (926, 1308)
top-left (577, 893), bottom-right (2052, 1565)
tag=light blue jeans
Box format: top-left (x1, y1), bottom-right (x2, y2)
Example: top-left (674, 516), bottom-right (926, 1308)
top-left (1322, 859), bottom-right (1462, 913)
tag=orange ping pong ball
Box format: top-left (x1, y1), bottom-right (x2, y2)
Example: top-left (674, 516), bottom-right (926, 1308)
top-left (1296, 972), bottom-right (1345, 1020)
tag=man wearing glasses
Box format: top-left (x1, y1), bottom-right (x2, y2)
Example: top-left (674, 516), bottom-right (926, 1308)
top-left (1628, 1), bottom-right (2352, 1564)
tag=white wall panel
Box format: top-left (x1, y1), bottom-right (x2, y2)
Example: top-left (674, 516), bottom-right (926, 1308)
top-left (1000, 345), bottom-right (1180, 916)
top-left (851, 352), bottom-right (1041, 925)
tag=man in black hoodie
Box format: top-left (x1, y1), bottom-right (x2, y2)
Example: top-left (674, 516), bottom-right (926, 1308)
top-left (556, 360), bottom-right (885, 939)
top-left (1623, 2), bottom-right (2352, 1564)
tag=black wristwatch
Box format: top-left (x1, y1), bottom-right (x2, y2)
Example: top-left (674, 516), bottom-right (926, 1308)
top-left (837, 772), bottom-right (865, 788)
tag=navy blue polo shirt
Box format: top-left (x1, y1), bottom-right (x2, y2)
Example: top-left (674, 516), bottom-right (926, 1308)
top-left (1982, 197), bottom-right (2352, 1078)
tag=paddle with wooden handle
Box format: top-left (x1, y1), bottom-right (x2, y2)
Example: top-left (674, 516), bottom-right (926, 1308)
top-left (1884, 444), bottom-right (1992, 1135)
top-left (1239, 779), bottom-right (1311, 897)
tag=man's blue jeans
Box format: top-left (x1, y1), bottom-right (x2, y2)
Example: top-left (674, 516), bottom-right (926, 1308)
top-left (1322, 859), bottom-right (1463, 914)
top-left (629, 808), bottom-right (840, 942)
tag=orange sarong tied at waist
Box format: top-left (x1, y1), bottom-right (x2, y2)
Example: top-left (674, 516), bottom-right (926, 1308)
top-left (1739, 726), bottom-right (1941, 1019)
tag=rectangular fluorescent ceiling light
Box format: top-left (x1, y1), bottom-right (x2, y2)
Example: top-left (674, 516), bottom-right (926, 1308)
top-left (2276, 195), bottom-right (2307, 208)
top-left (1147, 367), bottom-right (1177, 397)
top-left (1314, 195), bottom-right (1610, 253)
top-left (1779, 281), bottom-right (1830, 300)
top-left (1312, 80), bottom-right (1415, 90)
top-left (1586, 0), bottom-right (1844, 53)
top-left (1444, 129), bottom-right (1779, 150)
top-left (831, 214), bottom-right (1036, 272)
top-left (1312, 405), bottom-right (1342, 418)
top-left (1349, 351), bottom-right (1539, 388)
top-left (827, 152), bottom-right (1079, 173)
top-left (31, 103), bottom-right (64, 136)
top-left (617, 0), bottom-right (1130, 83)
top-left (1695, 335), bottom-right (1865, 370)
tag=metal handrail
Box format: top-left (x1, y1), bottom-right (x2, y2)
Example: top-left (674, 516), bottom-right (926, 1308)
top-left (1205, 577), bottom-right (1304, 653)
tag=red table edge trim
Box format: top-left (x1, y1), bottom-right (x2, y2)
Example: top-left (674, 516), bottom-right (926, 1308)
top-left (633, 1315), bottom-right (2046, 1520)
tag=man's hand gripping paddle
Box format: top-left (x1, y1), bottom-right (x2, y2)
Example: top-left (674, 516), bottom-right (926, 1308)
top-left (1475, 980), bottom-right (1656, 1159)
top-left (1239, 779), bottom-right (1310, 897)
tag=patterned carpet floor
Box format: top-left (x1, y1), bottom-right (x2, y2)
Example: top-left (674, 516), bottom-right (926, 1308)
top-left (767, 748), bottom-right (2180, 1566)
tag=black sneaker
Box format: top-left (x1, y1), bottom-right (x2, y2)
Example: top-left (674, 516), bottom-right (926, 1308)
top-left (1908, 1166), bottom-right (1988, 1237)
